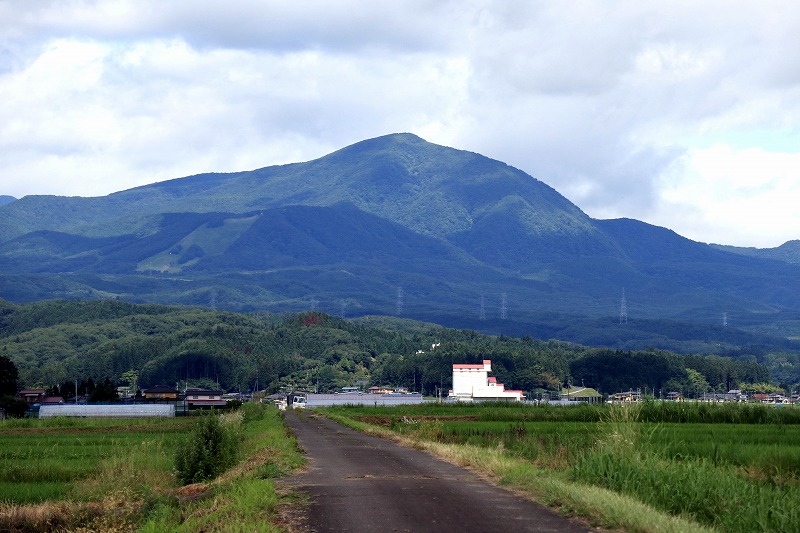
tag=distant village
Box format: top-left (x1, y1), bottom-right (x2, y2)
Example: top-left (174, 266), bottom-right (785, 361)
top-left (7, 358), bottom-right (797, 419)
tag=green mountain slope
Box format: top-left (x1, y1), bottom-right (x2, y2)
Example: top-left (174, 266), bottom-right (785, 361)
top-left (0, 133), bottom-right (799, 345)
top-left (0, 134), bottom-right (601, 248)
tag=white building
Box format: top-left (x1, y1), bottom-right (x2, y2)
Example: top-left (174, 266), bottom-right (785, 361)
top-left (449, 360), bottom-right (524, 401)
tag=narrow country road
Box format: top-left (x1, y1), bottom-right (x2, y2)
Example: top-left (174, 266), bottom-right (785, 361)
top-left (280, 411), bottom-right (600, 533)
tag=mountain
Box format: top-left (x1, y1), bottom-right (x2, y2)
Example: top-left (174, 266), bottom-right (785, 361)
top-left (0, 196), bottom-right (15, 206)
top-left (0, 134), bottom-right (607, 268)
top-left (713, 240), bottom-right (800, 266)
top-left (1, 133), bottom-right (799, 350)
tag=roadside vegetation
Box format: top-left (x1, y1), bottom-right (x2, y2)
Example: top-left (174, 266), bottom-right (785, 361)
top-left (323, 401), bottom-right (800, 533)
top-left (0, 404), bottom-right (304, 532)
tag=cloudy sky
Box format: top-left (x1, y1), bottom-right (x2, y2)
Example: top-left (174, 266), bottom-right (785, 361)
top-left (1, 1), bottom-right (798, 248)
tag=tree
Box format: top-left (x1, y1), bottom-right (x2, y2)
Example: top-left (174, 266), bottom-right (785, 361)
top-left (120, 369), bottom-right (139, 396)
top-left (686, 368), bottom-right (710, 397)
top-left (0, 355), bottom-right (27, 417)
top-left (89, 378), bottom-right (119, 403)
top-left (0, 355), bottom-right (18, 396)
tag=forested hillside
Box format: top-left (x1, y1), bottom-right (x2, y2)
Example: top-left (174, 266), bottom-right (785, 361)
top-left (2, 134), bottom-right (800, 344)
top-left (0, 299), bottom-right (781, 397)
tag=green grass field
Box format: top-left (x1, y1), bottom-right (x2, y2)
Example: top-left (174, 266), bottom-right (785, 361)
top-left (0, 405), bottom-right (304, 532)
top-left (324, 401), bottom-right (800, 533)
top-left (0, 417), bottom-right (190, 504)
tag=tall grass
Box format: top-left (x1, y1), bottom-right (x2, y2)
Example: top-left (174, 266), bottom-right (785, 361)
top-left (571, 402), bottom-right (800, 532)
top-left (328, 399), bottom-right (800, 424)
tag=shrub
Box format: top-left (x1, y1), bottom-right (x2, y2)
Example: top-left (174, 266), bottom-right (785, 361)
top-left (175, 414), bottom-right (239, 484)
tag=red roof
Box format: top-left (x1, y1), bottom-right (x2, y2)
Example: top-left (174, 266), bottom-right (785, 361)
top-left (42, 396), bottom-right (64, 404)
top-left (453, 360), bottom-right (491, 370)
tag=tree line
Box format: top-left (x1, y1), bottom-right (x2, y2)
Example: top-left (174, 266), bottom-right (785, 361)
top-left (0, 299), bottom-right (781, 407)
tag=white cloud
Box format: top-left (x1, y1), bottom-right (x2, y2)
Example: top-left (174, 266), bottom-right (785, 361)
top-left (0, 0), bottom-right (799, 247)
top-left (654, 146), bottom-right (800, 247)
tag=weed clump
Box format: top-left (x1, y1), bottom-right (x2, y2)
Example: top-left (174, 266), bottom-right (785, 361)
top-left (175, 413), bottom-right (240, 485)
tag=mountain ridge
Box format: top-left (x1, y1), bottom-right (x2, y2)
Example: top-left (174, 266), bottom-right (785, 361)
top-left (0, 133), bottom-right (799, 346)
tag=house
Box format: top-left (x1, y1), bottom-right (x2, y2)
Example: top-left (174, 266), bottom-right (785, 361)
top-left (142, 385), bottom-right (179, 402)
top-left (666, 391), bottom-right (682, 401)
top-left (16, 389), bottom-right (65, 405)
top-left (449, 360), bottom-right (524, 402)
top-left (608, 390), bottom-right (642, 403)
top-left (41, 396), bottom-right (64, 405)
top-left (368, 386), bottom-right (394, 395)
top-left (17, 389), bottom-right (47, 404)
top-left (560, 386), bottom-right (603, 403)
top-left (728, 390), bottom-right (747, 402)
top-left (183, 388), bottom-right (226, 408)
top-left (767, 392), bottom-right (787, 404)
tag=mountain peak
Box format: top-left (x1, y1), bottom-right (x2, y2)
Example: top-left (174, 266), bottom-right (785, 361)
top-left (0, 132), bottom-right (596, 250)
top-left (321, 132), bottom-right (437, 162)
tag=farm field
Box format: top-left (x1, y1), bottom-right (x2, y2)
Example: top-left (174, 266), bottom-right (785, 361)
top-left (0, 416), bottom-right (190, 504)
top-left (323, 401), bottom-right (800, 533)
top-left (0, 405), bottom-right (304, 532)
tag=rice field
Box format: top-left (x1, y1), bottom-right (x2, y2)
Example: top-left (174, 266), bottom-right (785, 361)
top-left (0, 417), bottom-right (192, 504)
top-left (0, 405), bottom-right (304, 532)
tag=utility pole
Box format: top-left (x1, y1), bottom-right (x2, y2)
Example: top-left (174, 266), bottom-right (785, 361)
top-left (619, 288), bottom-right (628, 324)
top-left (396, 286), bottom-right (404, 316)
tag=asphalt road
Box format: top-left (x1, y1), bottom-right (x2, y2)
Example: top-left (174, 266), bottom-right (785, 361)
top-left (281, 410), bottom-right (600, 533)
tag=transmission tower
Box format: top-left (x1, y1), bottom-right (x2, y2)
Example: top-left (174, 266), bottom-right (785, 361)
top-left (500, 292), bottom-right (508, 320)
top-left (340, 299), bottom-right (347, 319)
top-left (619, 288), bottom-right (628, 324)
top-left (396, 286), bottom-right (404, 316)
top-left (722, 312), bottom-right (728, 327)
top-left (479, 295), bottom-right (486, 321)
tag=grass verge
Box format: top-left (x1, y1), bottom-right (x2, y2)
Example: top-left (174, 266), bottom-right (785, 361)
top-left (138, 404), bottom-right (305, 532)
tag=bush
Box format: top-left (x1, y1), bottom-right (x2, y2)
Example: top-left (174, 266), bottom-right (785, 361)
top-left (175, 414), bottom-right (239, 484)
top-left (0, 395), bottom-right (29, 418)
